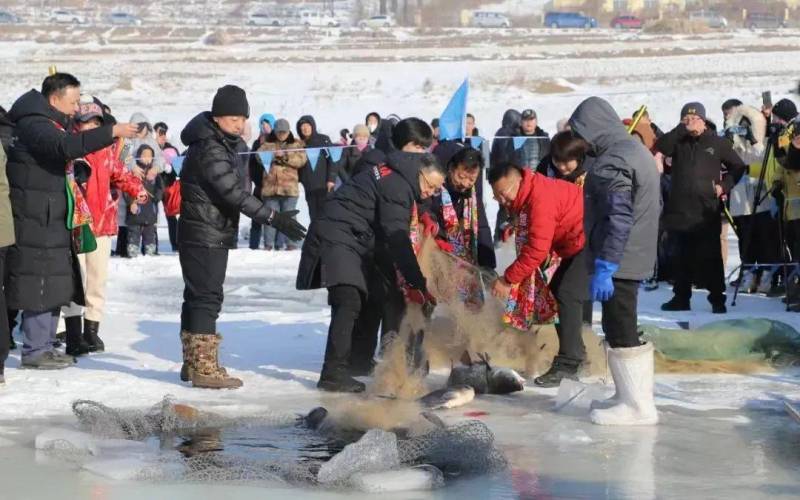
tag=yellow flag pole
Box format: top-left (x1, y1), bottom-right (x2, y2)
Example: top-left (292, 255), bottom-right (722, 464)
top-left (627, 105), bottom-right (647, 134)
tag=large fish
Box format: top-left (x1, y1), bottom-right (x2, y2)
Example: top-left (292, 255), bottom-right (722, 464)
top-left (446, 351), bottom-right (526, 395)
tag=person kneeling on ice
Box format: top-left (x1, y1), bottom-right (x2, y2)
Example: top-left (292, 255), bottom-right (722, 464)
top-left (488, 162), bottom-right (588, 388)
top-left (178, 85), bottom-right (306, 389)
top-left (297, 118), bottom-right (445, 393)
top-left (568, 96), bottom-right (660, 426)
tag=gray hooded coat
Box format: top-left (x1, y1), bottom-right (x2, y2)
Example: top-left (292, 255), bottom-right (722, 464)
top-left (569, 97), bottom-right (659, 281)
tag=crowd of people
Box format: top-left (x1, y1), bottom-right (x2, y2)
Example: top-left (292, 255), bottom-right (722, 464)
top-left (1, 71), bottom-right (799, 426)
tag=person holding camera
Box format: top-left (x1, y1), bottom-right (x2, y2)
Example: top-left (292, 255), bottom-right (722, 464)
top-left (657, 103), bottom-right (746, 314)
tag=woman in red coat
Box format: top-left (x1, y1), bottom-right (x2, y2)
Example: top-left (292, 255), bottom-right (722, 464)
top-left (489, 163), bottom-right (588, 387)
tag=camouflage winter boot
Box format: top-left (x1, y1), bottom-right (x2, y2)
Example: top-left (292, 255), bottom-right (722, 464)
top-left (189, 333), bottom-right (242, 389)
top-left (180, 330), bottom-right (192, 382)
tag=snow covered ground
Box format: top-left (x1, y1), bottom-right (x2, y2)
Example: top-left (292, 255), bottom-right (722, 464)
top-left (1, 28), bottom-right (800, 498)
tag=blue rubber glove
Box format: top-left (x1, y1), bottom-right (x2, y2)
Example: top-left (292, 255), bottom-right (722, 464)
top-left (591, 259), bottom-right (620, 302)
top-left (769, 203), bottom-right (779, 219)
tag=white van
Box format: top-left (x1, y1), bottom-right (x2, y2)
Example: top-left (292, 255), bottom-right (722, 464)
top-left (299, 10), bottom-right (340, 28)
top-left (470, 11), bottom-right (511, 28)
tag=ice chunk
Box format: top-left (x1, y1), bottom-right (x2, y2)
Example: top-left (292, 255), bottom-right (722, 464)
top-left (350, 465), bottom-right (444, 492)
top-left (82, 458), bottom-right (184, 481)
top-left (35, 428), bottom-right (99, 455)
top-left (317, 429), bottom-right (400, 484)
top-left (554, 379), bottom-right (609, 411)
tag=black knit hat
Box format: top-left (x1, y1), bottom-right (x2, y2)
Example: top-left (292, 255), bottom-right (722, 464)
top-left (680, 102), bottom-right (706, 121)
top-left (212, 85), bottom-right (249, 118)
top-left (772, 99), bottom-right (798, 122)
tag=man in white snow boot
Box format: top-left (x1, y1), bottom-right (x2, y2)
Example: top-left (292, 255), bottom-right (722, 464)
top-left (569, 97), bottom-right (660, 426)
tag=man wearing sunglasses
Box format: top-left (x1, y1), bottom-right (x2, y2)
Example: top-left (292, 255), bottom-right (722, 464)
top-left (297, 118), bottom-right (445, 393)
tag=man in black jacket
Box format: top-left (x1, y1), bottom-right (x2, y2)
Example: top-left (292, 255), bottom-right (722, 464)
top-left (297, 118), bottom-right (444, 393)
top-left (5, 73), bottom-right (139, 369)
top-left (656, 102), bottom-right (746, 313)
top-left (297, 115), bottom-right (335, 222)
top-left (178, 85), bottom-right (305, 389)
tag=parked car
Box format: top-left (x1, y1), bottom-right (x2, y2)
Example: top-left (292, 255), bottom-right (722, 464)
top-left (108, 12), bottom-right (142, 26)
top-left (0, 10), bottom-right (22, 24)
top-left (746, 12), bottom-right (785, 30)
top-left (610, 15), bottom-right (643, 29)
top-left (688, 10), bottom-right (728, 29)
top-left (247, 12), bottom-right (286, 27)
top-left (470, 11), bottom-right (512, 28)
top-left (299, 10), bottom-right (339, 27)
top-left (50, 9), bottom-right (87, 25)
top-left (359, 15), bottom-right (396, 28)
top-left (544, 11), bottom-right (598, 29)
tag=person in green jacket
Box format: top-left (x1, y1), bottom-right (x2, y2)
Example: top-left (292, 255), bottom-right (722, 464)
top-left (0, 143), bottom-right (16, 383)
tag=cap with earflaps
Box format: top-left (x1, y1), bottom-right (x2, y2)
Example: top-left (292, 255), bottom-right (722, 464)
top-left (521, 109), bottom-right (537, 120)
top-left (772, 99), bottom-right (798, 122)
top-left (76, 102), bottom-right (104, 123)
top-left (212, 85), bottom-right (250, 118)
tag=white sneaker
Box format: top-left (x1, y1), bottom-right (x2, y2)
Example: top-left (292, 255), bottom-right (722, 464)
top-left (590, 342), bottom-right (658, 426)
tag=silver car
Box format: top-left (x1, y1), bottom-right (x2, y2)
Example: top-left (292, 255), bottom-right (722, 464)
top-left (470, 11), bottom-right (511, 28)
top-left (689, 10), bottom-right (728, 29)
top-left (109, 12), bottom-right (142, 26)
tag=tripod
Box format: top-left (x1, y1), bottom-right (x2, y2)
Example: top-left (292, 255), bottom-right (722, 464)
top-left (732, 134), bottom-right (774, 306)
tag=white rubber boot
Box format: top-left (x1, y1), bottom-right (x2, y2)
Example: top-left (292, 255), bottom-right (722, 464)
top-left (590, 342), bottom-right (658, 426)
top-left (756, 269), bottom-right (775, 294)
top-left (590, 341), bottom-right (619, 410)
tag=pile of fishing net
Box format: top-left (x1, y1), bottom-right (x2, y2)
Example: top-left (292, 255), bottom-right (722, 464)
top-left (642, 318), bottom-right (800, 373)
top-left (34, 396), bottom-right (507, 492)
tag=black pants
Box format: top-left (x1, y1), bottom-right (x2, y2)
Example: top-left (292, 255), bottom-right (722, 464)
top-left (324, 285), bottom-right (363, 373)
top-left (180, 246), bottom-right (228, 334)
top-left (671, 221), bottom-right (726, 304)
top-left (601, 278), bottom-right (642, 349)
top-left (494, 206), bottom-right (510, 243)
top-left (115, 226), bottom-right (129, 257)
top-left (788, 219), bottom-right (800, 263)
top-left (550, 248), bottom-right (589, 364)
top-left (734, 212), bottom-right (781, 267)
top-left (128, 224), bottom-right (157, 253)
top-left (306, 189), bottom-right (328, 222)
top-left (0, 247), bottom-right (9, 370)
top-left (349, 259), bottom-right (406, 367)
top-left (167, 216), bottom-right (179, 252)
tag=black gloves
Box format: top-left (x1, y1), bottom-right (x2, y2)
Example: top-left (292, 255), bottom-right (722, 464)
top-left (73, 158), bottom-right (92, 185)
top-left (268, 209), bottom-right (307, 241)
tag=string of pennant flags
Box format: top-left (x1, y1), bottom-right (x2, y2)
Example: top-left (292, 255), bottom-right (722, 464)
top-left (167, 135), bottom-right (548, 176)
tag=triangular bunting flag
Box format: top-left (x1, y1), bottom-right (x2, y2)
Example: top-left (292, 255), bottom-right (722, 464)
top-left (469, 136), bottom-right (483, 150)
top-left (439, 79), bottom-right (469, 142)
top-left (513, 137), bottom-right (527, 150)
top-left (327, 146), bottom-right (344, 163)
top-left (257, 151), bottom-right (274, 173)
top-left (171, 155), bottom-right (185, 175)
top-left (307, 148), bottom-right (321, 172)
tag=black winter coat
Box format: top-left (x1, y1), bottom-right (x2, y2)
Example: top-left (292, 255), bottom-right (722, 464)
top-left (0, 106), bottom-right (13, 153)
top-left (125, 170), bottom-right (163, 226)
top-left (655, 124), bottom-right (746, 232)
top-left (248, 136), bottom-right (267, 197)
top-left (490, 109), bottom-right (522, 170)
top-left (297, 115), bottom-right (335, 193)
top-left (297, 151), bottom-right (429, 294)
top-left (335, 145), bottom-right (368, 183)
top-left (5, 90), bottom-right (114, 311)
top-left (178, 112), bottom-right (272, 249)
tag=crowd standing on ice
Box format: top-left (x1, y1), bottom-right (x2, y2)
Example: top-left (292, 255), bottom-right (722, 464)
top-left (1, 71), bottom-right (800, 426)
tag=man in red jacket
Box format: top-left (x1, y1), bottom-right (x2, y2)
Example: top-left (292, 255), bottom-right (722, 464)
top-left (61, 101), bottom-right (146, 356)
top-left (489, 163), bottom-right (589, 387)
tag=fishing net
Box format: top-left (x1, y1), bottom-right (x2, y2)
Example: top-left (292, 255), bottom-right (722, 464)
top-left (57, 397), bottom-right (507, 489)
top-left (642, 318), bottom-right (800, 373)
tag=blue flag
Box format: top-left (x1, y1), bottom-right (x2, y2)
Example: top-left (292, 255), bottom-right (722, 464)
top-left (469, 136), bottom-right (483, 150)
top-left (172, 155), bottom-right (185, 175)
top-left (439, 79), bottom-right (469, 142)
top-left (307, 148), bottom-right (321, 172)
top-left (327, 146), bottom-right (344, 163)
top-left (513, 137), bottom-right (527, 150)
top-left (257, 151), bottom-right (274, 173)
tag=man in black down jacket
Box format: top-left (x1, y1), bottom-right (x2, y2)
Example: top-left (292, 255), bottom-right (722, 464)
top-left (656, 103), bottom-right (746, 313)
top-left (297, 115), bottom-right (335, 222)
top-left (297, 118), bottom-right (444, 393)
top-left (5, 73), bottom-right (139, 369)
top-left (178, 86), bottom-right (305, 389)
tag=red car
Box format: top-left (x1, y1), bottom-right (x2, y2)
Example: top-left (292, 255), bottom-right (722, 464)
top-left (611, 15), bottom-right (643, 29)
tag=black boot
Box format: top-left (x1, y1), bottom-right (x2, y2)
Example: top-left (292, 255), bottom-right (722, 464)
top-left (348, 358), bottom-right (377, 377)
top-left (65, 316), bottom-right (90, 357)
top-left (83, 319), bottom-right (104, 352)
top-left (9, 331), bottom-right (15, 350)
top-left (317, 365), bottom-right (366, 393)
top-left (709, 295), bottom-right (727, 314)
top-left (534, 358), bottom-right (580, 388)
top-left (661, 297), bottom-right (690, 311)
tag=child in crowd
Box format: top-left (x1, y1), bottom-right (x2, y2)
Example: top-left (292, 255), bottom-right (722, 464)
top-left (125, 144), bottom-right (163, 257)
